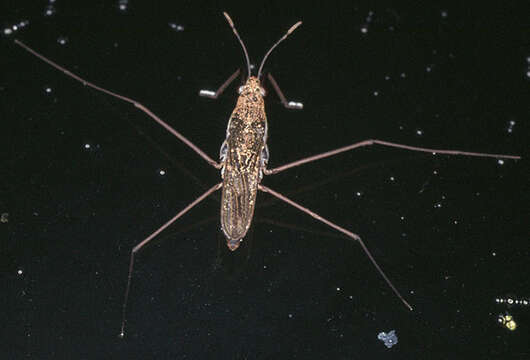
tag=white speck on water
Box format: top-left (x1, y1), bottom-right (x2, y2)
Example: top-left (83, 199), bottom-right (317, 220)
top-left (526, 56), bottom-right (530, 63)
top-left (3, 28), bottom-right (12, 35)
top-left (526, 70), bottom-right (530, 79)
top-left (18, 269), bottom-right (23, 275)
top-left (390, 176), bottom-right (395, 181)
top-left (117, 0), bottom-right (128, 11)
top-left (416, 129), bottom-right (423, 136)
top-left (433, 170), bottom-right (438, 175)
top-left (169, 23), bottom-right (185, 32)
top-left (426, 65), bottom-right (432, 72)
top-left (400, 216), bottom-right (405, 220)
top-left (159, 169), bottom-right (166, 175)
top-left (57, 36), bottom-right (68, 45)
top-left (288, 313), bottom-right (293, 318)
top-left (507, 120), bottom-right (515, 133)
top-left (336, 287), bottom-right (341, 292)
top-left (373, 90), bottom-right (379, 96)
top-left (453, 220), bottom-right (458, 224)
top-left (44, 86), bottom-right (52, 94)
top-left (44, 5), bottom-right (56, 16)
top-left (84, 143), bottom-right (91, 149)
top-left (434, 202), bottom-right (442, 208)
top-left (492, 252), bottom-right (496, 256)
top-left (400, 72), bottom-right (406, 78)
top-left (497, 159), bottom-right (504, 165)
top-left (378, 330), bottom-right (398, 348)
top-left (384, 75), bottom-right (390, 80)
top-left (355, 191), bottom-right (362, 197)
top-left (360, 26), bottom-right (368, 34)
top-left (441, 10), bottom-right (448, 18)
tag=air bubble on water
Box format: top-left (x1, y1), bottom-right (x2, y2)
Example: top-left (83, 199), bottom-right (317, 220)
top-left (497, 159), bottom-right (504, 165)
top-left (17, 269), bottom-right (23, 275)
top-left (390, 176), bottom-right (395, 181)
top-left (426, 65), bottom-right (432, 72)
top-left (44, 86), bottom-right (52, 94)
top-left (434, 202), bottom-right (442, 208)
top-left (373, 90), bottom-right (379, 96)
top-left (416, 129), bottom-right (423, 136)
top-left (384, 75), bottom-right (390, 80)
top-left (84, 143), bottom-right (91, 149)
top-left (3, 28), bottom-right (13, 35)
top-left (526, 70), bottom-right (530, 79)
top-left (57, 36), bottom-right (68, 45)
top-left (159, 169), bottom-right (166, 176)
top-left (441, 10), bottom-right (448, 18)
top-left (360, 25), bottom-right (368, 34)
top-left (507, 120), bottom-right (515, 133)
top-left (400, 72), bottom-right (406, 78)
top-left (355, 191), bottom-right (362, 197)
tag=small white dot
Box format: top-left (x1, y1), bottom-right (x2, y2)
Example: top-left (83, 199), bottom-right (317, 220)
top-left (84, 143), bottom-right (91, 149)
top-left (17, 269), bottom-right (23, 275)
top-left (3, 28), bottom-right (12, 35)
top-left (400, 216), bottom-right (405, 220)
top-left (416, 129), bottom-right (423, 136)
top-left (355, 191), bottom-right (362, 197)
top-left (373, 90), bottom-right (379, 96)
top-left (44, 87), bottom-right (52, 94)
top-left (441, 10), bottom-right (448, 18)
top-left (492, 252), bottom-right (496, 256)
top-left (508, 298), bottom-right (514, 304)
top-left (390, 176), bottom-right (395, 181)
top-left (336, 287), bottom-right (341, 291)
top-left (384, 75), bottom-right (390, 80)
top-left (497, 159), bottom-right (504, 165)
top-left (159, 169), bottom-right (166, 175)
top-left (400, 72), bottom-right (406, 78)
top-left (360, 26), bottom-right (368, 34)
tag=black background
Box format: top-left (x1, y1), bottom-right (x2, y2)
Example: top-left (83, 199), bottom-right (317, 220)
top-left (2, 1), bottom-right (528, 359)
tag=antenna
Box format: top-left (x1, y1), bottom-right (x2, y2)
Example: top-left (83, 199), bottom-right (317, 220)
top-left (257, 21), bottom-right (302, 79)
top-left (223, 12), bottom-right (252, 79)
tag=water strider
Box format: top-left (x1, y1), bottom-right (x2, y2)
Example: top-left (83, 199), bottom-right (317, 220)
top-left (14, 12), bottom-right (521, 337)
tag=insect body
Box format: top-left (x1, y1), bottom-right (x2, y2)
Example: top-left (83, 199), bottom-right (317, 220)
top-left (14, 12), bottom-right (521, 338)
top-left (220, 77), bottom-right (268, 249)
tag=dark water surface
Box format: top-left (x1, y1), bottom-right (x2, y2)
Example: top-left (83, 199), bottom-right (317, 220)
top-left (3, 2), bottom-right (527, 359)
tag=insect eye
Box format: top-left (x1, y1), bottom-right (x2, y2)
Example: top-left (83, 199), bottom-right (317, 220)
top-left (238, 86), bottom-right (245, 94)
top-left (259, 87), bottom-right (266, 97)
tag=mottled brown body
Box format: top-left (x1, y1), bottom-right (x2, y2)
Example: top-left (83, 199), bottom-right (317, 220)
top-left (220, 77), bottom-right (269, 250)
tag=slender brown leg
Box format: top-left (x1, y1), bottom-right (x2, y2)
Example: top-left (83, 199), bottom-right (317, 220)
top-left (258, 184), bottom-right (413, 311)
top-left (14, 39), bottom-right (221, 169)
top-left (267, 73), bottom-right (303, 109)
top-left (265, 139), bottom-right (521, 175)
top-left (119, 183), bottom-right (222, 338)
top-left (199, 69), bottom-right (241, 99)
